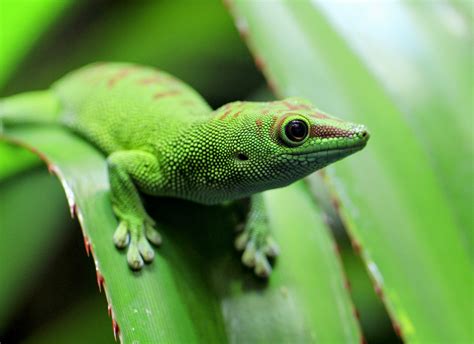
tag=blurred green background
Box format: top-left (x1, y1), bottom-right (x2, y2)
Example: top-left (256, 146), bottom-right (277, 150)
top-left (0, 1), bottom-right (472, 343)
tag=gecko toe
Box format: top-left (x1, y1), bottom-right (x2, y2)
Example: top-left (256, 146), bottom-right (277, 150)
top-left (234, 231), bottom-right (249, 251)
top-left (255, 252), bottom-right (272, 278)
top-left (145, 225), bottom-right (162, 246)
top-left (263, 237), bottom-right (280, 258)
top-left (138, 236), bottom-right (155, 263)
top-left (127, 243), bottom-right (144, 270)
top-left (113, 221), bottom-right (129, 248)
top-left (241, 241), bottom-right (257, 267)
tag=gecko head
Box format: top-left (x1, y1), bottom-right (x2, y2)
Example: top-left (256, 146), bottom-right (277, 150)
top-left (188, 97), bottom-right (369, 203)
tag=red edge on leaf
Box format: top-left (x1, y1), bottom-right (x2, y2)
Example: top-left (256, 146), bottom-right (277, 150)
top-left (0, 135), bottom-right (120, 341)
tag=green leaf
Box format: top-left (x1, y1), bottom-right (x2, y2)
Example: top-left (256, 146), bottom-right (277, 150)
top-left (2, 125), bottom-right (361, 342)
top-left (0, 142), bottom-right (40, 180)
top-left (23, 293), bottom-right (115, 344)
top-left (0, 168), bottom-right (69, 328)
top-left (0, 0), bottom-right (72, 87)
top-left (229, 1), bottom-right (473, 342)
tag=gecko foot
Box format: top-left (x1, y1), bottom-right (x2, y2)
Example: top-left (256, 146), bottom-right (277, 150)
top-left (235, 229), bottom-right (279, 278)
top-left (113, 216), bottom-right (162, 270)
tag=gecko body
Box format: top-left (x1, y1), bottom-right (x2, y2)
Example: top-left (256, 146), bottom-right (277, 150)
top-left (1, 62), bottom-right (369, 277)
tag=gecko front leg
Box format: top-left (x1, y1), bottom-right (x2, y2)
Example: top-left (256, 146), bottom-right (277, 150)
top-left (107, 150), bottom-right (162, 270)
top-left (235, 193), bottom-right (280, 278)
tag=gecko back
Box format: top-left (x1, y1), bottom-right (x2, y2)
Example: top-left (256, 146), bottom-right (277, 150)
top-left (53, 62), bottom-right (212, 154)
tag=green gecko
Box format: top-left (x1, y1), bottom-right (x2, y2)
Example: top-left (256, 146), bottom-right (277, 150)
top-left (0, 62), bottom-right (369, 277)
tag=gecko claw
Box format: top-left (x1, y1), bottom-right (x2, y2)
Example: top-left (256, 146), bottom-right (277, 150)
top-left (236, 226), bottom-right (279, 278)
top-left (114, 216), bottom-right (161, 270)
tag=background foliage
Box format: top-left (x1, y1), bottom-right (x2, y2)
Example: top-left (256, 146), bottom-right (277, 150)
top-left (0, 1), bottom-right (472, 343)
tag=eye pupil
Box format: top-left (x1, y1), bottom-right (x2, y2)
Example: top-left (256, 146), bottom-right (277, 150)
top-left (285, 120), bottom-right (308, 142)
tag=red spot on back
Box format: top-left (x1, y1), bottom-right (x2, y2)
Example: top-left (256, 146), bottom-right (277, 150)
top-left (232, 110), bottom-right (243, 119)
top-left (138, 74), bottom-right (175, 86)
top-left (180, 99), bottom-right (197, 106)
top-left (108, 67), bottom-right (135, 88)
top-left (153, 90), bottom-right (181, 100)
top-left (219, 109), bottom-right (232, 120)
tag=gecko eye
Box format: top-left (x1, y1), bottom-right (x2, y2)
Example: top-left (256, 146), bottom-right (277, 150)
top-left (285, 120), bottom-right (308, 142)
top-left (281, 117), bottom-right (309, 146)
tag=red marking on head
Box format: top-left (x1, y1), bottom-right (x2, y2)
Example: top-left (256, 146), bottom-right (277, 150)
top-left (83, 236), bottom-right (91, 256)
top-left (112, 318), bottom-right (120, 341)
top-left (96, 270), bottom-right (105, 292)
top-left (232, 110), bottom-right (243, 119)
top-left (310, 111), bottom-right (331, 119)
top-left (310, 124), bottom-right (352, 138)
top-left (153, 90), bottom-right (180, 100)
top-left (282, 101), bottom-right (311, 111)
top-left (108, 67), bottom-right (136, 88)
top-left (269, 115), bottom-right (278, 136)
top-left (107, 304), bottom-right (112, 317)
top-left (219, 109), bottom-right (232, 120)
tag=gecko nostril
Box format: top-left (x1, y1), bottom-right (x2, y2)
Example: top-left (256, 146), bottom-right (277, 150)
top-left (359, 129), bottom-right (369, 140)
top-left (237, 153), bottom-right (249, 161)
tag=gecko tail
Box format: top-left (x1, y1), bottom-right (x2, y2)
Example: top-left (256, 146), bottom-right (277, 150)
top-left (0, 90), bottom-right (61, 130)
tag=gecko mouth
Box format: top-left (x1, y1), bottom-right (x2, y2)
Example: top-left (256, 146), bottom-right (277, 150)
top-left (287, 142), bottom-right (367, 159)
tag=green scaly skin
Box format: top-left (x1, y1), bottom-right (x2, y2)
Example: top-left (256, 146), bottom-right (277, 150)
top-left (0, 62), bottom-right (369, 277)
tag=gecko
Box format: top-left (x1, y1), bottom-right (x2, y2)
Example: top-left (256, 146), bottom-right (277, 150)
top-left (0, 62), bottom-right (369, 277)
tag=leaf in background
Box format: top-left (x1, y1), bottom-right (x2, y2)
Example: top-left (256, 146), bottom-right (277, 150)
top-left (0, 168), bottom-right (70, 328)
top-left (23, 293), bottom-right (114, 344)
top-left (0, 0), bottom-right (72, 87)
top-left (2, 124), bottom-right (362, 342)
top-left (315, 0), bottom-right (473, 256)
top-left (229, 1), bottom-right (473, 342)
top-left (0, 142), bottom-right (40, 180)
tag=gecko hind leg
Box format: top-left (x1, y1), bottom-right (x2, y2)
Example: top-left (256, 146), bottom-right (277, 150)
top-left (107, 150), bottom-right (162, 270)
top-left (235, 193), bottom-right (279, 278)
